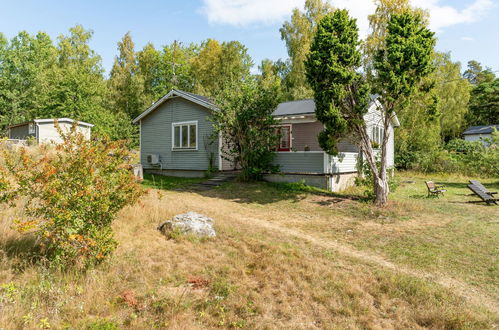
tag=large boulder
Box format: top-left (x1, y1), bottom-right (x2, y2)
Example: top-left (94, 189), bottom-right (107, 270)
top-left (158, 212), bottom-right (216, 238)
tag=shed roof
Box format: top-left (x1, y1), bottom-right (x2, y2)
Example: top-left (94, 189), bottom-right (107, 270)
top-left (463, 125), bottom-right (499, 135)
top-left (7, 118), bottom-right (94, 129)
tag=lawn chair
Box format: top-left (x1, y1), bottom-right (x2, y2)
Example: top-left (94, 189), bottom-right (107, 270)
top-left (467, 184), bottom-right (498, 205)
top-left (425, 181), bottom-right (446, 198)
top-left (469, 180), bottom-right (497, 196)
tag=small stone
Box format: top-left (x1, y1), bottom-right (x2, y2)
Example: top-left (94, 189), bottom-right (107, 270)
top-left (158, 211), bottom-right (216, 238)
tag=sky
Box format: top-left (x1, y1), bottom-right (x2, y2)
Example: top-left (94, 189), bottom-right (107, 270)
top-left (1, 0), bottom-right (498, 76)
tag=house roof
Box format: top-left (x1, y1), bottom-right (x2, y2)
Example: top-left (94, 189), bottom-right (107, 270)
top-left (132, 89), bottom-right (216, 124)
top-left (273, 97), bottom-right (400, 127)
top-left (273, 99), bottom-right (316, 116)
top-left (463, 125), bottom-right (498, 135)
top-left (7, 118), bottom-right (94, 129)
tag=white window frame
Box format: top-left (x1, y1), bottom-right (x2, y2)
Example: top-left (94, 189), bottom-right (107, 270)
top-left (172, 120), bottom-right (198, 151)
top-left (28, 123), bottom-right (36, 134)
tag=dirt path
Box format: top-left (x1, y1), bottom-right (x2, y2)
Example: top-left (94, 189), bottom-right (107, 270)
top-left (233, 214), bottom-right (499, 314)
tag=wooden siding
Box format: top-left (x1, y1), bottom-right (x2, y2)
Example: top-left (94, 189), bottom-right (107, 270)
top-left (291, 122), bottom-right (322, 151)
top-left (328, 152), bottom-right (358, 173)
top-left (272, 152), bottom-right (325, 174)
top-left (140, 97), bottom-right (218, 171)
top-left (37, 122), bottom-right (91, 144)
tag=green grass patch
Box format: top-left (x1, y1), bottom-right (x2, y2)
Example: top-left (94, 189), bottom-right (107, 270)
top-left (141, 174), bottom-right (204, 190)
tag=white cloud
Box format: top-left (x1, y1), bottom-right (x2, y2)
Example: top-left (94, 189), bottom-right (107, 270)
top-left (199, 0), bottom-right (495, 37)
top-left (413, 0), bottom-right (495, 32)
top-left (461, 36), bottom-right (474, 41)
top-left (199, 0), bottom-right (303, 26)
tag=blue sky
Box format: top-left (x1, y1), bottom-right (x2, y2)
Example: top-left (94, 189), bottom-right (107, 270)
top-left (1, 0), bottom-right (498, 76)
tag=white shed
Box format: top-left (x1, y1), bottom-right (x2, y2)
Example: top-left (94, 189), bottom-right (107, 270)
top-left (7, 118), bottom-right (93, 144)
top-left (463, 125), bottom-right (498, 147)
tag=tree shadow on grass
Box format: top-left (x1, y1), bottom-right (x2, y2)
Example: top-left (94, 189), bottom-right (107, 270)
top-left (1, 234), bottom-right (43, 271)
top-left (192, 181), bottom-right (367, 206)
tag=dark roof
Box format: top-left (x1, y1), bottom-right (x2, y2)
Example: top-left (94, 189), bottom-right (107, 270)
top-left (273, 95), bottom-right (381, 117)
top-left (463, 125), bottom-right (499, 135)
top-left (272, 99), bottom-right (316, 116)
top-left (179, 90), bottom-right (215, 106)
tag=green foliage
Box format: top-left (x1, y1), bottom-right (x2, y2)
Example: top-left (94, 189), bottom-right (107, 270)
top-left (305, 9), bottom-right (370, 155)
top-left (467, 78), bottom-right (499, 126)
top-left (463, 60), bottom-right (496, 85)
top-left (212, 78), bottom-right (280, 181)
top-left (191, 39), bottom-right (253, 98)
top-left (373, 12), bottom-right (435, 111)
top-left (397, 137), bottom-right (498, 177)
top-left (108, 32), bottom-right (147, 119)
top-left (280, 0), bottom-right (334, 100)
top-left (0, 124), bottom-right (143, 269)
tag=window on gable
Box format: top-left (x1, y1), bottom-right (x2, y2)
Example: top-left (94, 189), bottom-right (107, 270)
top-left (172, 121), bottom-right (197, 150)
top-left (371, 125), bottom-right (385, 147)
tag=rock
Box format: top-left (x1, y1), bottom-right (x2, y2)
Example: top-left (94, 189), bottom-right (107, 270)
top-left (158, 212), bottom-right (216, 238)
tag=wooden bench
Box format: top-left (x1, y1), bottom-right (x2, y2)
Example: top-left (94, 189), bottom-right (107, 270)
top-left (469, 180), bottom-right (497, 196)
top-left (425, 181), bottom-right (446, 198)
top-left (468, 184), bottom-right (498, 205)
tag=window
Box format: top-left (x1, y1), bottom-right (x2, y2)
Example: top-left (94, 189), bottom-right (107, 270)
top-left (172, 121), bottom-right (197, 150)
top-left (371, 125), bottom-right (384, 146)
top-left (275, 125), bottom-right (291, 151)
top-left (28, 123), bottom-right (35, 134)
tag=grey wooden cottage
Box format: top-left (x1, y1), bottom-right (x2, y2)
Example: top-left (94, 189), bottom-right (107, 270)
top-left (7, 118), bottom-right (93, 144)
top-left (133, 89), bottom-right (399, 191)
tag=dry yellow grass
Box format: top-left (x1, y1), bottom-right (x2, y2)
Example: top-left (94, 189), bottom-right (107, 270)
top-left (1, 176), bottom-right (497, 329)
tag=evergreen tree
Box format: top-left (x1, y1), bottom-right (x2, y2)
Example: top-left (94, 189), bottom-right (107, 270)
top-left (372, 12), bottom-right (435, 204)
top-left (467, 78), bottom-right (499, 125)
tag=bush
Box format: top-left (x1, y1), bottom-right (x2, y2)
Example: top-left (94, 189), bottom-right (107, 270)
top-left (0, 124), bottom-right (143, 269)
top-left (395, 138), bottom-right (498, 177)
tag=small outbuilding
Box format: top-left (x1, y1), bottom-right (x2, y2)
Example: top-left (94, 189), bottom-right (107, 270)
top-left (463, 124), bottom-right (498, 146)
top-left (7, 118), bottom-right (93, 144)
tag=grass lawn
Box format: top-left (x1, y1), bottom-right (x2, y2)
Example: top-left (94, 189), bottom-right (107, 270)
top-left (141, 173), bottom-right (205, 190)
top-left (0, 171), bottom-right (497, 328)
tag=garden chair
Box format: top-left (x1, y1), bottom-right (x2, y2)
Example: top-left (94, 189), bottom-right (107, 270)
top-left (425, 181), bottom-right (446, 198)
top-left (469, 180), bottom-right (497, 196)
top-left (467, 184), bottom-right (498, 205)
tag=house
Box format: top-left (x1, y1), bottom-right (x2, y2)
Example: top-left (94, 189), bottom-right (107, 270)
top-left (265, 97), bottom-right (399, 191)
top-left (463, 125), bottom-right (498, 146)
top-left (133, 89), bottom-right (399, 191)
top-left (7, 118), bottom-right (93, 144)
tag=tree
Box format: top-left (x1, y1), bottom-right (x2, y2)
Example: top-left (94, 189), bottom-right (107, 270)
top-left (0, 31), bottom-right (57, 128)
top-left (137, 42), bottom-right (162, 105)
top-left (108, 32), bottom-right (146, 119)
top-left (212, 77), bottom-right (280, 181)
top-left (191, 39), bottom-right (252, 97)
top-left (372, 12), bottom-right (435, 204)
top-left (467, 78), bottom-right (499, 125)
top-left (463, 60), bottom-right (495, 85)
top-left (305, 9), bottom-right (371, 181)
top-left (46, 25), bottom-right (108, 124)
top-left (306, 9), bottom-right (435, 205)
top-left (434, 53), bottom-right (471, 141)
top-left (0, 125), bottom-right (143, 269)
top-left (364, 0), bottom-right (428, 70)
top-left (280, 0), bottom-right (334, 99)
